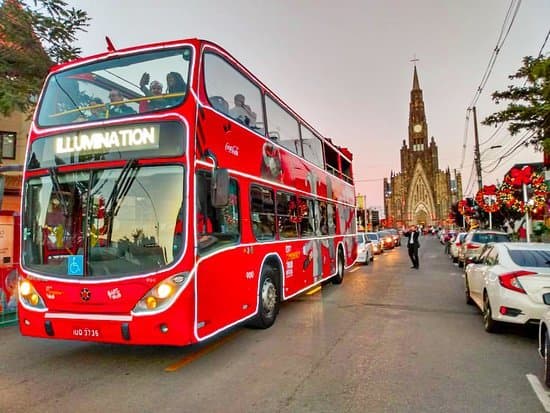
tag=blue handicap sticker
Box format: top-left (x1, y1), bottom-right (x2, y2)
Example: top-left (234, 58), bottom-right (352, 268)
top-left (67, 255), bottom-right (84, 276)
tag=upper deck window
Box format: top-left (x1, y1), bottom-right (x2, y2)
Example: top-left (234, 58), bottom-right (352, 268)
top-left (265, 95), bottom-right (301, 155)
top-left (37, 47), bottom-right (192, 127)
top-left (203, 52), bottom-right (265, 135)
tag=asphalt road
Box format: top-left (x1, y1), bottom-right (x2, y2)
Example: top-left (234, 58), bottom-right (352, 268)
top-left (0, 235), bottom-right (546, 412)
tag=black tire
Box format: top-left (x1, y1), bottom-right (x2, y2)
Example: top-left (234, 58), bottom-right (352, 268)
top-left (248, 266), bottom-right (279, 329)
top-left (465, 276), bottom-right (474, 305)
top-left (483, 293), bottom-right (500, 333)
top-left (332, 249), bottom-right (345, 285)
top-left (458, 260), bottom-right (464, 268)
top-left (544, 331), bottom-right (550, 387)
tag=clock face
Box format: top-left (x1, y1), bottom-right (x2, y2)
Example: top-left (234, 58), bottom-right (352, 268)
top-left (413, 124), bottom-right (422, 133)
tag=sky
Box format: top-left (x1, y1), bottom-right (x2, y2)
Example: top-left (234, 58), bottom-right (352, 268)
top-left (67, 0), bottom-right (549, 211)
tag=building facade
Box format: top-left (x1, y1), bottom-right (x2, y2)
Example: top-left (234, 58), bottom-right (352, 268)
top-left (384, 66), bottom-right (462, 228)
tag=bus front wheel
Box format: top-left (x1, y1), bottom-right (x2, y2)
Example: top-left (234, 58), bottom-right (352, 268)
top-left (248, 266), bottom-right (280, 329)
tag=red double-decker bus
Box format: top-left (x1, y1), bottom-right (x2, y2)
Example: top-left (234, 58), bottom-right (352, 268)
top-left (18, 39), bottom-right (357, 345)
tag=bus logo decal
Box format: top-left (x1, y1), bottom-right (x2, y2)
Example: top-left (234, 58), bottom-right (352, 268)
top-left (224, 143), bottom-right (239, 157)
top-left (107, 288), bottom-right (122, 300)
top-left (80, 288), bottom-right (92, 302)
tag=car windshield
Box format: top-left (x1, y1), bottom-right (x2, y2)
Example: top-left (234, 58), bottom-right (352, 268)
top-left (37, 47), bottom-right (191, 127)
top-left (356, 234), bottom-right (365, 243)
top-left (367, 233), bottom-right (377, 240)
top-left (508, 249), bottom-right (550, 267)
top-left (22, 165), bottom-right (184, 278)
top-left (472, 233), bottom-right (509, 243)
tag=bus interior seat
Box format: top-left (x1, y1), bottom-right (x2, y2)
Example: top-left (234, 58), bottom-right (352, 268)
top-left (209, 96), bottom-right (229, 115)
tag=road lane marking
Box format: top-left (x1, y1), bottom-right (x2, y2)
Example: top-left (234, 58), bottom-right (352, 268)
top-left (164, 331), bottom-right (242, 372)
top-left (306, 286), bottom-right (322, 295)
top-left (527, 374), bottom-right (550, 412)
top-left (348, 267), bottom-right (358, 273)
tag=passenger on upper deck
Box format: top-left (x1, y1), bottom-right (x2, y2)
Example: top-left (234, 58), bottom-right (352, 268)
top-left (162, 72), bottom-right (186, 107)
top-left (88, 97), bottom-right (106, 120)
top-left (107, 89), bottom-right (137, 117)
top-left (139, 72), bottom-right (165, 111)
top-left (229, 94), bottom-right (257, 127)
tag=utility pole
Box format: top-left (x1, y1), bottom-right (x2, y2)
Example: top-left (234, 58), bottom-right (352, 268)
top-left (473, 106), bottom-right (482, 191)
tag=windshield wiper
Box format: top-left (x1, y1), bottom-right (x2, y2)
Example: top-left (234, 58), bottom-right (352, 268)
top-left (48, 167), bottom-right (69, 216)
top-left (104, 159), bottom-right (139, 217)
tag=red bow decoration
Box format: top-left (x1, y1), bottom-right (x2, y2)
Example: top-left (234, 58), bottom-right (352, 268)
top-left (483, 185), bottom-right (497, 195)
top-left (509, 166), bottom-right (532, 186)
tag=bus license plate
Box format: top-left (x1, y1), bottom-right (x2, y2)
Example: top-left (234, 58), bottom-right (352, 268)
top-left (72, 327), bottom-right (100, 338)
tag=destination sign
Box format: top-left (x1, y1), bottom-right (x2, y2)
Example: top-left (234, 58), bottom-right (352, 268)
top-left (27, 122), bottom-right (186, 170)
top-left (55, 125), bottom-right (159, 155)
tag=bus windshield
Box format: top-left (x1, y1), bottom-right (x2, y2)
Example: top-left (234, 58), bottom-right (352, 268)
top-left (37, 47), bottom-right (191, 127)
top-left (22, 165), bottom-right (185, 278)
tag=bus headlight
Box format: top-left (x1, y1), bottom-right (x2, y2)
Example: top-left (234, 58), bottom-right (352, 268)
top-left (19, 279), bottom-right (46, 309)
top-left (133, 273), bottom-right (190, 314)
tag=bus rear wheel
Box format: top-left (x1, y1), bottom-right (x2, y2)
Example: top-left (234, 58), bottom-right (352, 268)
top-left (248, 266), bottom-right (279, 329)
top-left (332, 249), bottom-right (345, 285)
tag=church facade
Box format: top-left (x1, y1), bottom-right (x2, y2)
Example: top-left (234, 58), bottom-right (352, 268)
top-left (383, 66), bottom-right (462, 228)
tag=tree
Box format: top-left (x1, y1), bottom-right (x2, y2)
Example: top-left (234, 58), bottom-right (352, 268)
top-left (0, 0), bottom-right (89, 116)
top-left (483, 54), bottom-right (550, 153)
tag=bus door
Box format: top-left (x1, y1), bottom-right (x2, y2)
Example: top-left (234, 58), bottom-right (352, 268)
top-left (194, 172), bottom-right (254, 338)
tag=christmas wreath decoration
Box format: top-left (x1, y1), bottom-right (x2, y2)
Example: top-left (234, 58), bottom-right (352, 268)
top-left (497, 166), bottom-right (548, 214)
top-left (458, 199), bottom-right (473, 216)
top-left (475, 184), bottom-right (500, 213)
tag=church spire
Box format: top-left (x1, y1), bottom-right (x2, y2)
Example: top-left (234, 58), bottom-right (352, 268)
top-left (412, 65), bottom-right (420, 90)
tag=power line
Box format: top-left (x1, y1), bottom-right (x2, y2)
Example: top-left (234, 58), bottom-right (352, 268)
top-left (459, 0), bottom-right (522, 173)
top-left (538, 29), bottom-right (550, 56)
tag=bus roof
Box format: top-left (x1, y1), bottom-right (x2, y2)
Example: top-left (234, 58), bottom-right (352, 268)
top-left (49, 38), bottom-right (353, 163)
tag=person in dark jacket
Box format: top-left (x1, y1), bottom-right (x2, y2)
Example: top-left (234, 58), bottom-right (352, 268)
top-left (404, 224), bottom-right (421, 269)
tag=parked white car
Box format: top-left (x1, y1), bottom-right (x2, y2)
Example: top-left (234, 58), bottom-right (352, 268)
top-left (450, 232), bottom-right (467, 263)
top-left (356, 232), bottom-right (374, 265)
top-left (465, 242), bottom-right (550, 333)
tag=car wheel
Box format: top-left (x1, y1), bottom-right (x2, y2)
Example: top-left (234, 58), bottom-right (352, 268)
top-left (458, 260), bottom-right (464, 268)
top-left (545, 331), bottom-right (550, 387)
top-left (465, 276), bottom-right (474, 305)
top-left (483, 293), bottom-right (500, 333)
top-left (248, 266), bottom-right (279, 329)
top-left (332, 249), bottom-right (345, 285)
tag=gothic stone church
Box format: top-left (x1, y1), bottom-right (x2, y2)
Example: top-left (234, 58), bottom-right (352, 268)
top-left (384, 66), bottom-right (462, 228)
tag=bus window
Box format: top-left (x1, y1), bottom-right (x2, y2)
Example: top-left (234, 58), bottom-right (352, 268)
top-left (37, 47), bottom-right (191, 127)
top-left (276, 191), bottom-right (298, 239)
top-left (318, 201), bottom-right (328, 235)
top-left (300, 125), bottom-right (324, 168)
top-left (298, 197), bottom-right (315, 237)
top-left (265, 95), bottom-right (301, 156)
top-left (203, 52), bottom-right (265, 135)
top-left (324, 143), bottom-right (339, 177)
top-left (196, 172), bottom-right (240, 251)
top-left (250, 185), bottom-right (275, 241)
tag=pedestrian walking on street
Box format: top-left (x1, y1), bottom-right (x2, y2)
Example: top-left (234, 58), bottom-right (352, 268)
top-left (404, 224), bottom-right (421, 269)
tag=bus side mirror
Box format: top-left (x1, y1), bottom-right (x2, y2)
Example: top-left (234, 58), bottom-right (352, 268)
top-left (211, 168), bottom-right (229, 208)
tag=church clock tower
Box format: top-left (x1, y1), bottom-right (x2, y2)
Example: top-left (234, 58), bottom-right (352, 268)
top-left (384, 65), bottom-right (462, 228)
